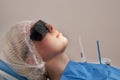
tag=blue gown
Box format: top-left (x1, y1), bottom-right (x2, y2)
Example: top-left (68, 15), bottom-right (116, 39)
top-left (1, 60), bottom-right (120, 80)
top-left (60, 60), bottom-right (120, 80)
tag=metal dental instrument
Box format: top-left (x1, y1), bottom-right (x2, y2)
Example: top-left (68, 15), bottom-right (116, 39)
top-left (79, 36), bottom-right (87, 62)
top-left (96, 40), bottom-right (102, 64)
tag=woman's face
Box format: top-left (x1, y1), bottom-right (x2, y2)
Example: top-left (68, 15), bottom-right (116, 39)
top-left (33, 24), bottom-right (68, 61)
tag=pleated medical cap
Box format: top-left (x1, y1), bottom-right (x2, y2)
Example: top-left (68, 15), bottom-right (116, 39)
top-left (0, 20), bottom-right (46, 80)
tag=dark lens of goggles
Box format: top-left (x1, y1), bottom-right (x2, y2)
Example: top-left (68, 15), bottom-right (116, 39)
top-left (30, 20), bottom-right (49, 41)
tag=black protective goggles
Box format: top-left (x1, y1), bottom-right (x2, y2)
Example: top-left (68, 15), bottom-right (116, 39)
top-left (30, 20), bottom-right (49, 41)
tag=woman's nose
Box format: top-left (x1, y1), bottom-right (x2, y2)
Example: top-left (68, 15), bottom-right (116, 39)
top-left (46, 24), bottom-right (54, 33)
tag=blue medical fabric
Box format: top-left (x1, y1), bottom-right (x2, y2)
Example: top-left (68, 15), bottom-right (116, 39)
top-left (0, 60), bottom-right (28, 80)
top-left (60, 60), bottom-right (120, 80)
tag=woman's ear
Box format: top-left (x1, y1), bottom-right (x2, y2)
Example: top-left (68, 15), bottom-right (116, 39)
top-left (25, 54), bottom-right (35, 65)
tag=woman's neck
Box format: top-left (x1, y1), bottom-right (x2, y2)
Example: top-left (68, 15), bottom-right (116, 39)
top-left (45, 53), bottom-right (69, 80)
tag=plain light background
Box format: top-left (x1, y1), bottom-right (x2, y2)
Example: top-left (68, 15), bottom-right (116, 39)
top-left (0, 0), bottom-right (120, 68)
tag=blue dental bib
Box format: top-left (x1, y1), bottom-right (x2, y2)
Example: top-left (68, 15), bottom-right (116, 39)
top-left (60, 60), bottom-right (120, 80)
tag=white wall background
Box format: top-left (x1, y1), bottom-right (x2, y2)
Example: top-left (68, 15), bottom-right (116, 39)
top-left (0, 0), bottom-right (120, 68)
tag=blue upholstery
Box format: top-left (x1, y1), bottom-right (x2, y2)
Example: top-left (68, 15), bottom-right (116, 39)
top-left (0, 60), bottom-right (28, 80)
